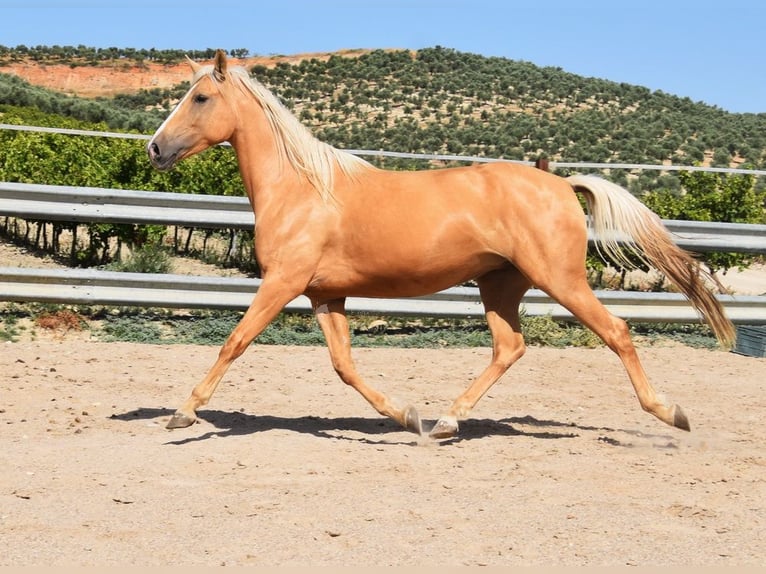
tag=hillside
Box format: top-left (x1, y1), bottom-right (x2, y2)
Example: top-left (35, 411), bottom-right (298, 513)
top-left (2, 46), bottom-right (765, 194)
top-left (2, 45), bottom-right (766, 202)
top-left (0, 49), bottom-right (372, 97)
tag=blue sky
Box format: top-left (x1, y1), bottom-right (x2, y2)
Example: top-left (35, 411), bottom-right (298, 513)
top-left (3, 0), bottom-right (765, 113)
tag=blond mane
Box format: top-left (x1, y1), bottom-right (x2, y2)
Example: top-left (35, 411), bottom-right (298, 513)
top-left (194, 64), bottom-right (370, 201)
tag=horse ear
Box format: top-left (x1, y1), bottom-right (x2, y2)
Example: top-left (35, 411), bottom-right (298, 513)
top-left (185, 55), bottom-right (201, 75)
top-left (213, 49), bottom-right (227, 82)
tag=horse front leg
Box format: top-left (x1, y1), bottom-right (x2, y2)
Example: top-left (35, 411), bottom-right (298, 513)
top-left (166, 280), bottom-right (300, 429)
top-left (313, 298), bottom-right (423, 435)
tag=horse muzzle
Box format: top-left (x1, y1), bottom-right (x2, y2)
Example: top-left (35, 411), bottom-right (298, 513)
top-left (147, 140), bottom-right (179, 171)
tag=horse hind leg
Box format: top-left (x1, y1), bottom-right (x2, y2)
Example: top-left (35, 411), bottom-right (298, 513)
top-left (430, 268), bottom-right (529, 439)
top-left (313, 298), bottom-right (423, 435)
top-left (543, 276), bottom-right (690, 431)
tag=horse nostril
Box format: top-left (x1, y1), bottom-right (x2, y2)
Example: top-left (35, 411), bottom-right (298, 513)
top-left (148, 142), bottom-right (160, 160)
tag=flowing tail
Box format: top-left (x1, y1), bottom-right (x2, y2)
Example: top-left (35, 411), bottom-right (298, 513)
top-left (567, 174), bottom-right (736, 348)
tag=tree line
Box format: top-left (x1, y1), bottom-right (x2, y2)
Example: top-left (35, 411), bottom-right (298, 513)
top-left (0, 45), bottom-right (250, 65)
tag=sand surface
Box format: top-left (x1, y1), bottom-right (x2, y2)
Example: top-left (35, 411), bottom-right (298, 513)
top-left (1, 336), bottom-right (764, 566)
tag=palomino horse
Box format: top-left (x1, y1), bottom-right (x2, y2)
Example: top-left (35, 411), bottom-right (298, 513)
top-left (148, 50), bottom-right (734, 439)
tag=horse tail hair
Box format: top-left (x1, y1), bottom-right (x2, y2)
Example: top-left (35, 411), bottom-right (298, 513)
top-left (566, 174), bottom-right (736, 349)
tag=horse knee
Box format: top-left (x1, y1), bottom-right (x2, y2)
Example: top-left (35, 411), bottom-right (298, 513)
top-left (219, 333), bottom-right (250, 361)
top-left (602, 317), bottom-right (633, 353)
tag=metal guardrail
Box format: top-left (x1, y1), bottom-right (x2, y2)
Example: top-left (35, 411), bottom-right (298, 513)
top-left (1, 181), bottom-right (764, 324)
top-left (0, 181), bottom-right (255, 229)
top-left (1, 267), bottom-right (764, 324)
top-left (2, 181), bottom-right (766, 254)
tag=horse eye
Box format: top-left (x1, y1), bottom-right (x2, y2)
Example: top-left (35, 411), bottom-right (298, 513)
top-left (193, 94), bottom-right (209, 104)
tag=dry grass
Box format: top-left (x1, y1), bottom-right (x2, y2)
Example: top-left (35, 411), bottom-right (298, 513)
top-left (33, 309), bottom-right (86, 334)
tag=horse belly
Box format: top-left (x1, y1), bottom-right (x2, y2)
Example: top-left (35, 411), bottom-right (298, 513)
top-left (310, 229), bottom-right (506, 299)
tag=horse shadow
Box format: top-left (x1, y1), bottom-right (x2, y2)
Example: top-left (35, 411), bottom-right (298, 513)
top-left (109, 407), bottom-right (662, 447)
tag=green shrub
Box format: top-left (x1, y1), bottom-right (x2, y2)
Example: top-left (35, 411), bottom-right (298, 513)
top-left (99, 315), bottom-right (164, 343)
top-left (520, 314), bottom-right (602, 348)
top-left (0, 310), bottom-right (22, 342)
top-left (106, 244), bottom-right (173, 274)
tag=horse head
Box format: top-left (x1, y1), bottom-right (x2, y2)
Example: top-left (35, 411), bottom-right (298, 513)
top-left (147, 49), bottom-right (238, 171)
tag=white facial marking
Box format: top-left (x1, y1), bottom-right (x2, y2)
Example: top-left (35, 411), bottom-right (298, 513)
top-left (150, 86), bottom-right (195, 144)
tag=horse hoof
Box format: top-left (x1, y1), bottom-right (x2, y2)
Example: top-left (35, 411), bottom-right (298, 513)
top-left (166, 411), bottom-right (196, 429)
top-left (403, 406), bottom-right (423, 435)
top-left (672, 404), bottom-right (690, 432)
top-left (429, 416), bottom-right (458, 440)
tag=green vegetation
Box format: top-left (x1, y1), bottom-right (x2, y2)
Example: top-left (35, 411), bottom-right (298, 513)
top-left (0, 302), bottom-right (718, 349)
top-left (0, 104), bottom-right (245, 267)
top-left (642, 171), bottom-right (764, 272)
top-left (0, 307), bottom-right (23, 341)
top-left (3, 45), bottom-right (766, 179)
top-left (104, 243), bottom-right (174, 274)
top-left (0, 45), bottom-right (248, 66)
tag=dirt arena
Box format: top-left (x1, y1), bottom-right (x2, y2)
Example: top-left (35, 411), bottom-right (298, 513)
top-left (1, 335), bottom-right (764, 566)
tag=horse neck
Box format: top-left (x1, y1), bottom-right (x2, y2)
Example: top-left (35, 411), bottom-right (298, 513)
top-left (228, 101), bottom-right (317, 214)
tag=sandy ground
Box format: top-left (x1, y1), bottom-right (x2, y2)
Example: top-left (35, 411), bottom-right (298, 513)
top-left (1, 335), bottom-right (764, 566)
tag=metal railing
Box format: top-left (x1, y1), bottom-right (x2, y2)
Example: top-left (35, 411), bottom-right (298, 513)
top-left (2, 181), bottom-right (766, 253)
top-left (1, 266), bottom-right (764, 324)
top-left (1, 181), bottom-right (764, 324)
